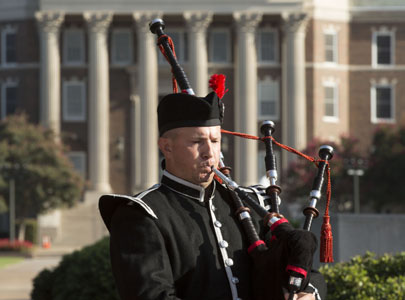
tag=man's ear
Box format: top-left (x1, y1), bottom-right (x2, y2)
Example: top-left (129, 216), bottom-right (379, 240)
top-left (158, 137), bottom-right (172, 157)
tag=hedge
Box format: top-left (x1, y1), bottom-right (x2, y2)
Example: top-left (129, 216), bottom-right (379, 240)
top-left (32, 236), bottom-right (405, 300)
top-left (31, 237), bottom-right (119, 300)
top-left (320, 252), bottom-right (405, 300)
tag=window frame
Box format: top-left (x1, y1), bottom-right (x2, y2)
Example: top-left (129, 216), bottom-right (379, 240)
top-left (111, 28), bottom-right (133, 66)
top-left (322, 81), bottom-right (339, 122)
top-left (323, 30), bottom-right (338, 64)
top-left (370, 84), bottom-right (395, 124)
top-left (63, 28), bottom-right (85, 66)
top-left (257, 27), bottom-right (279, 64)
top-left (208, 28), bottom-right (231, 64)
top-left (62, 79), bottom-right (87, 122)
top-left (257, 78), bottom-right (280, 121)
top-left (1, 26), bottom-right (17, 67)
top-left (1, 81), bottom-right (18, 119)
top-left (372, 30), bottom-right (395, 67)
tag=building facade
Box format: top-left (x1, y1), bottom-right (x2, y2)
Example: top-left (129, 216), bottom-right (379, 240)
top-left (0, 0), bottom-right (404, 197)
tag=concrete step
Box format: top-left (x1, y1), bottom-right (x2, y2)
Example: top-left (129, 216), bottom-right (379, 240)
top-left (38, 191), bottom-right (108, 250)
top-left (31, 245), bottom-right (80, 258)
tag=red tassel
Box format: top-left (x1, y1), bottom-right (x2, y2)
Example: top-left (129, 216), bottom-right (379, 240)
top-left (320, 215), bottom-right (334, 263)
top-left (209, 74), bottom-right (228, 99)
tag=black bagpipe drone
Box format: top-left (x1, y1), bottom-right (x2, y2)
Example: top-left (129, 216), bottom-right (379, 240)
top-left (150, 18), bottom-right (333, 300)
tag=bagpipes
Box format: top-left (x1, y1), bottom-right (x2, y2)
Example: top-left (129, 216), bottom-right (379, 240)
top-left (150, 18), bottom-right (333, 299)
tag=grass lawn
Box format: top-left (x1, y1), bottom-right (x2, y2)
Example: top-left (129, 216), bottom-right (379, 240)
top-left (0, 256), bottom-right (24, 269)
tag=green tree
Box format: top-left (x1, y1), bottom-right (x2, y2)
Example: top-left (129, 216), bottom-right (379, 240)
top-left (0, 115), bottom-right (84, 239)
top-left (282, 135), bottom-right (364, 213)
top-left (362, 125), bottom-right (405, 212)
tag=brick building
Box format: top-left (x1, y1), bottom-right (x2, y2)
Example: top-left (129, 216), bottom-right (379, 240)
top-left (0, 0), bottom-right (404, 199)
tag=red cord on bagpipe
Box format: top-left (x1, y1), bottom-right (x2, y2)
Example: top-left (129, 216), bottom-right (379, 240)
top-left (157, 34), bottom-right (179, 93)
top-left (221, 128), bottom-right (334, 263)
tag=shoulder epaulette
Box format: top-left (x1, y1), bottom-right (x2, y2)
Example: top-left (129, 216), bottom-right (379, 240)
top-left (99, 184), bottom-right (160, 231)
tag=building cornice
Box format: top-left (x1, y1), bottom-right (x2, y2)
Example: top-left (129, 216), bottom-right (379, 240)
top-left (350, 9), bottom-right (405, 23)
top-left (37, 0), bottom-right (303, 15)
top-left (307, 62), bottom-right (405, 72)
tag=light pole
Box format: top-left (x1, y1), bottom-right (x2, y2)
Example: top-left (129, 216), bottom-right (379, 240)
top-left (347, 168), bottom-right (364, 214)
top-left (9, 178), bottom-right (15, 242)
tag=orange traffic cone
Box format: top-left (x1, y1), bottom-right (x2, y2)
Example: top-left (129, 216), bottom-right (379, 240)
top-left (42, 235), bottom-right (51, 249)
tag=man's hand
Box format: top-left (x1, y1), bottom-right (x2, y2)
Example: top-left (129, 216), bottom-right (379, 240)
top-left (284, 292), bottom-right (315, 300)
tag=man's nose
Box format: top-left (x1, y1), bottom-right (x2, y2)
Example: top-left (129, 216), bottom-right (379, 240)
top-left (201, 141), bottom-right (214, 159)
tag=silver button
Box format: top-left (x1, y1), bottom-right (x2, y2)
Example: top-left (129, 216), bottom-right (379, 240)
top-left (214, 220), bottom-right (222, 228)
top-left (225, 258), bottom-right (234, 266)
top-left (211, 204), bottom-right (216, 211)
top-left (232, 277), bottom-right (239, 284)
top-left (219, 240), bottom-right (229, 248)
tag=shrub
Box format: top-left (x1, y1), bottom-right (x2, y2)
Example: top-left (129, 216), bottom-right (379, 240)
top-left (0, 238), bottom-right (33, 252)
top-left (320, 252), bottom-right (405, 300)
top-left (32, 238), bottom-right (405, 300)
top-left (31, 237), bottom-right (119, 300)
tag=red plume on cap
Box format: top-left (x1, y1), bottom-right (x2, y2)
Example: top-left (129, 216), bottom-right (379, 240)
top-left (209, 74), bottom-right (228, 99)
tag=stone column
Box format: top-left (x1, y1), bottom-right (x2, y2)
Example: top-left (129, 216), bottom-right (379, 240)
top-left (126, 66), bottom-right (142, 194)
top-left (133, 12), bottom-right (162, 191)
top-left (281, 13), bottom-right (309, 167)
top-left (35, 12), bottom-right (64, 137)
top-left (84, 12), bottom-right (113, 193)
top-left (233, 11), bottom-right (262, 186)
top-left (184, 11), bottom-right (212, 96)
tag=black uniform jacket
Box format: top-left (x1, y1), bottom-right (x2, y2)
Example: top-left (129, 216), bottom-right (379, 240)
top-left (99, 171), bottom-right (325, 300)
top-left (99, 171), bottom-right (271, 300)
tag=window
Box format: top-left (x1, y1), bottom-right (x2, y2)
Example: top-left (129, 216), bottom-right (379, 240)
top-left (209, 29), bottom-right (230, 63)
top-left (63, 29), bottom-right (85, 65)
top-left (67, 151), bottom-right (86, 177)
top-left (1, 82), bottom-right (18, 119)
top-left (258, 29), bottom-right (278, 63)
top-left (111, 29), bottom-right (133, 65)
top-left (323, 82), bottom-right (339, 121)
top-left (158, 29), bottom-right (187, 63)
top-left (63, 80), bottom-right (86, 121)
top-left (372, 31), bottom-right (394, 66)
top-left (1, 27), bottom-right (17, 66)
top-left (324, 32), bottom-right (338, 63)
top-left (371, 85), bottom-right (394, 123)
top-left (258, 79), bottom-right (279, 120)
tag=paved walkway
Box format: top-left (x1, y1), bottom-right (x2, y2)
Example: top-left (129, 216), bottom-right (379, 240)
top-left (0, 247), bottom-right (77, 300)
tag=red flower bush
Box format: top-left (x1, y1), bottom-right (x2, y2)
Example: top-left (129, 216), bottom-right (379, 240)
top-left (0, 238), bottom-right (33, 251)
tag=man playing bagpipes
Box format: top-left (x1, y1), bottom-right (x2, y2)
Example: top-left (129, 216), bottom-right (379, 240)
top-left (98, 18), bottom-right (328, 300)
top-left (99, 90), bottom-right (327, 300)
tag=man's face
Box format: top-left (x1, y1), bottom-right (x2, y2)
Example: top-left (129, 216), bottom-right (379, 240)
top-left (159, 126), bottom-right (221, 188)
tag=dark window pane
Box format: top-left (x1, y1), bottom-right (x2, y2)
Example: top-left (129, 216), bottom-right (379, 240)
top-left (377, 35), bottom-right (391, 64)
top-left (260, 32), bottom-right (275, 61)
top-left (211, 32), bottom-right (228, 62)
top-left (376, 87), bottom-right (392, 119)
top-left (6, 33), bottom-right (17, 63)
top-left (5, 86), bottom-right (18, 115)
top-left (113, 31), bottom-right (131, 63)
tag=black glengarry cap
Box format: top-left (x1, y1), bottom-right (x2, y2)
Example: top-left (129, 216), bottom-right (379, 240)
top-left (158, 92), bottom-right (222, 136)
